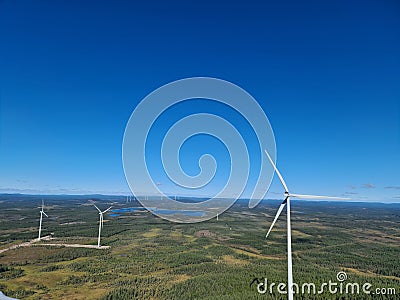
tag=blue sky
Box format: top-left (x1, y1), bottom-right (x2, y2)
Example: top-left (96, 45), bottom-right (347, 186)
top-left (0, 0), bottom-right (399, 202)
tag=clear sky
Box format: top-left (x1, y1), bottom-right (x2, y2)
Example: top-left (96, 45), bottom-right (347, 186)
top-left (0, 0), bottom-right (399, 202)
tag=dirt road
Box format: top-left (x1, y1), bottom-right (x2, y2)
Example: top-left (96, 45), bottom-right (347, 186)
top-left (0, 236), bottom-right (109, 253)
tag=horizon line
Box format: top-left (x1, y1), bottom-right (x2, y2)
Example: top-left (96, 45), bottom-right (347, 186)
top-left (0, 192), bottom-right (399, 204)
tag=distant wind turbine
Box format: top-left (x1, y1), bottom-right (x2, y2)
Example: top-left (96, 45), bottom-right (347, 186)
top-left (264, 149), bottom-right (349, 300)
top-left (38, 200), bottom-right (48, 240)
top-left (93, 204), bottom-right (112, 248)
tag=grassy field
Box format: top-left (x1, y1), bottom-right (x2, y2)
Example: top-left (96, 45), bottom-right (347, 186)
top-left (0, 195), bottom-right (399, 299)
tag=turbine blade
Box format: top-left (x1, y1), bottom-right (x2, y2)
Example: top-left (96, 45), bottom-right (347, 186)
top-left (102, 206), bottom-right (113, 214)
top-left (42, 211), bottom-right (48, 217)
top-left (93, 204), bottom-right (101, 212)
top-left (290, 193), bottom-right (350, 200)
top-left (265, 198), bottom-right (288, 239)
top-left (264, 149), bottom-right (289, 193)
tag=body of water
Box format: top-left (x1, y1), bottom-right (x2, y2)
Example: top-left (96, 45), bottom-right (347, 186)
top-left (111, 207), bottom-right (148, 213)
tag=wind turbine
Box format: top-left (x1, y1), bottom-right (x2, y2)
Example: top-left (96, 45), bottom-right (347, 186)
top-left (264, 149), bottom-right (348, 300)
top-left (38, 200), bottom-right (48, 240)
top-left (93, 204), bottom-right (112, 248)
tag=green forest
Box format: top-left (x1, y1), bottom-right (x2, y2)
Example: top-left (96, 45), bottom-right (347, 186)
top-left (0, 195), bottom-right (398, 299)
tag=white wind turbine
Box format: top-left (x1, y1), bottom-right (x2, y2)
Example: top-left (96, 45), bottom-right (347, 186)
top-left (264, 149), bottom-right (349, 300)
top-left (38, 200), bottom-right (48, 240)
top-left (93, 204), bottom-right (112, 248)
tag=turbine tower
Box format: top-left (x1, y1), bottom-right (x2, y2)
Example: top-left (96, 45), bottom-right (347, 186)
top-left (38, 200), bottom-right (48, 240)
top-left (93, 204), bottom-right (112, 248)
top-left (264, 149), bottom-right (348, 300)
